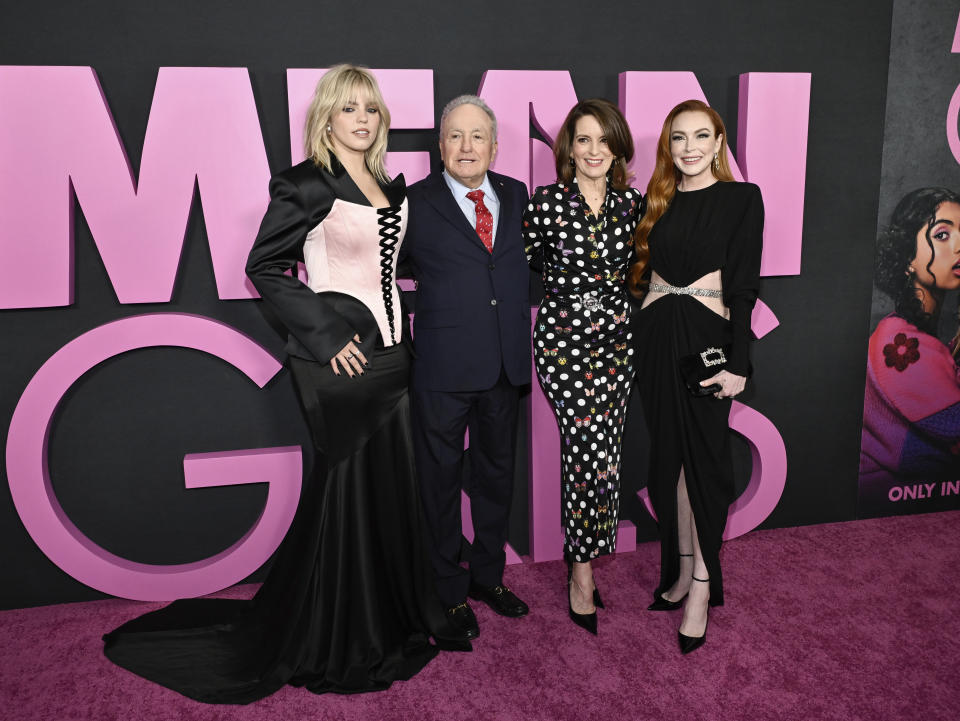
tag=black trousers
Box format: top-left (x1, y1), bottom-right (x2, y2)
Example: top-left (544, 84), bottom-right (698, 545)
top-left (411, 371), bottom-right (520, 607)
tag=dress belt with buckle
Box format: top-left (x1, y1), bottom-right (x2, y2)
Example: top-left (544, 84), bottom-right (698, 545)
top-left (546, 290), bottom-right (616, 312)
top-left (648, 281), bottom-right (723, 299)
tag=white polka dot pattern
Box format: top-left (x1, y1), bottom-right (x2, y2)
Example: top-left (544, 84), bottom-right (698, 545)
top-left (523, 178), bottom-right (642, 562)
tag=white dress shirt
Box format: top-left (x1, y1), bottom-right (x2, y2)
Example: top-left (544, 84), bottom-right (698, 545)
top-left (442, 170), bottom-right (500, 248)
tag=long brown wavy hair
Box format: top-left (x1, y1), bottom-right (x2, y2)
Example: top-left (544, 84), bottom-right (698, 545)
top-left (627, 100), bottom-right (735, 295)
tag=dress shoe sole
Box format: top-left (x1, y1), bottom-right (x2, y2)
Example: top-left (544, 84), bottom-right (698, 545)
top-left (434, 637), bottom-right (474, 652)
top-left (467, 591), bottom-right (529, 618)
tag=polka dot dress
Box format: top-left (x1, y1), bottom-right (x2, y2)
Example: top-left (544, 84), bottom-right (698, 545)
top-left (523, 178), bottom-right (641, 562)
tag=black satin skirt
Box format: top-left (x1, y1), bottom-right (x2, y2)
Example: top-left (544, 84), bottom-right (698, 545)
top-left (103, 342), bottom-right (458, 703)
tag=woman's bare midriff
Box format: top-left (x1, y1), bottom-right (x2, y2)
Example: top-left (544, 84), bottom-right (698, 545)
top-left (641, 270), bottom-right (729, 320)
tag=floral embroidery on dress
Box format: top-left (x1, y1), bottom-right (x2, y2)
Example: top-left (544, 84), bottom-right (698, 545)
top-left (882, 332), bottom-right (920, 372)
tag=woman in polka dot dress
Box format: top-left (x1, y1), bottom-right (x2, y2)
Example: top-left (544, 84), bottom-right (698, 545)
top-left (523, 99), bottom-right (642, 634)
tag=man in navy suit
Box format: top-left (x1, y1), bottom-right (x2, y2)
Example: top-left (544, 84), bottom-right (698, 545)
top-left (401, 95), bottom-right (531, 640)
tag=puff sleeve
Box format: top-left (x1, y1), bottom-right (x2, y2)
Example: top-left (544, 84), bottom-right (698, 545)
top-left (722, 184), bottom-right (764, 376)
top-left (868, 317), bottom-right (960, 442)
top-left (245, 173), bottom-right (355, 364)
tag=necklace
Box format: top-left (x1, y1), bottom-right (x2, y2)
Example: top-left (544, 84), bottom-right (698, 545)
top-left (578, 185), bottom-right (609, 242)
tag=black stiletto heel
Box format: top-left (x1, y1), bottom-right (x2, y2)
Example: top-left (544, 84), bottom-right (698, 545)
top-left (647, 553), bottom-right (693, 611)
top-left (566, 562), bottom-right (598, 634)
top-left (593, 587), bottom-right (604, 609)
top-left (677, 576), bottom-right (710, 655)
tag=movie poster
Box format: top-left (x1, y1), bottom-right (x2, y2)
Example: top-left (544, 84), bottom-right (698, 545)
top-left (859, 0), bottom-right (960, 515)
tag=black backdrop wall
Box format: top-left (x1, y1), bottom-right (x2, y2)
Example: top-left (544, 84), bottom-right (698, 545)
top-left (0, 0), bottom-right (894, 608)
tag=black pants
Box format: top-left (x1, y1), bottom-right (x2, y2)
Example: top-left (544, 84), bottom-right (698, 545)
top-left (411, 371), bottom-right (520, 607)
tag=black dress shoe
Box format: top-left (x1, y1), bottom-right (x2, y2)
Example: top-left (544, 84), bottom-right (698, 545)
top-left (468, 583), bottom-right (529, 618)
top-left (593, 586), bottom-right (605, 609)
top-left (568, 582), bottom-right (598, 635)
top-left (446, 602), bottom-right (479, 640)
top-left (678, 620), bottom-right (707, 654)
top-left (677, 576), bottom-right (710, 655)
top-left (650, 553), bottom-right (694, 611)
top-left (565, 561), bottom-right (597, 634)
top-left (648, 591), bottom-right (686, 612)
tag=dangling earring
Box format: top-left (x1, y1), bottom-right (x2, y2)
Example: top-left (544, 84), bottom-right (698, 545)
top-left (326, 124), bottom-right (332, 132)
top-left (713, 153), bottom-right (719, 171)
top-left (906, 265), bottom-right (916, 277)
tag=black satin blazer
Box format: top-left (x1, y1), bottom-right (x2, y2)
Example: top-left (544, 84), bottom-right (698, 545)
top-left (246, 155), bottom-right (409, 364)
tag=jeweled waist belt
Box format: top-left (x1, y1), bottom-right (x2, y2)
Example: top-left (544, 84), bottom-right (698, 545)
top-left (648, 281), bottom-right (722, 299)
top-left (545, 289), bottom-right (622, 312)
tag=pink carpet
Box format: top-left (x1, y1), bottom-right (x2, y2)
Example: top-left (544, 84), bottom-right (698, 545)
top-left (2, 512), bottom-right (957, 721)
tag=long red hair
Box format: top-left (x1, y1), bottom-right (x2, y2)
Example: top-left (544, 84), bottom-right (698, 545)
top-left (628, 100), bottom-right (736, 295)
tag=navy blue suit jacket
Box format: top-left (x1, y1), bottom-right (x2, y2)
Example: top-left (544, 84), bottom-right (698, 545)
top-left (401, 169), bottom-right (531, 392)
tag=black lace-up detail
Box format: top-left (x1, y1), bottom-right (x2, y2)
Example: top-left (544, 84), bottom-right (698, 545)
top-left (377, 206), bottom-right (402, 342)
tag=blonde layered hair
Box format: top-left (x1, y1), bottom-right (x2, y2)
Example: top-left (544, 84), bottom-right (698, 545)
top-left (304, 64), bottom-right (391, 182)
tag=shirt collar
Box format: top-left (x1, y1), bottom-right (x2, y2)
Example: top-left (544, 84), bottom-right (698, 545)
top-left (443, 170), bottom-right (496, 203)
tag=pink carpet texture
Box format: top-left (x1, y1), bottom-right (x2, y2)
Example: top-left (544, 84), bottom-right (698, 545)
top-left (2, 511), bottom-right (958, 721)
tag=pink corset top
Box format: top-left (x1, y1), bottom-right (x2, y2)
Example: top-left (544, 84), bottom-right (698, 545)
top-left (302, 198), bottom-right (407, 346)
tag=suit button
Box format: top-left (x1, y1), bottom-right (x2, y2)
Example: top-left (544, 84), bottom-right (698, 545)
top-left (488, 263), bottom-right (495, 270)
top-left (490, 299), bottom-right (498, 306)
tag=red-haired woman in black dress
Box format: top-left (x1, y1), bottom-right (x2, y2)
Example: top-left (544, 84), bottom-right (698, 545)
top-left (630, 100), bottom-right (763, 654)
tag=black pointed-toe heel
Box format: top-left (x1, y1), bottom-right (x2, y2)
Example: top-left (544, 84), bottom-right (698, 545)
top-left (593, 587), bottom-right (604, 609)
top-left (648, 553), bottom-right (693, 611)
top-left (677, 576), bottom-right (710, 655)
top-left (678, 622), bottom-right (708, 654)
top-left (648, 592), bottom-right (685, 611)
top-left (566, 562), bottom-right (598, 634)
top-left (568, 583), bottom-right (598, 635)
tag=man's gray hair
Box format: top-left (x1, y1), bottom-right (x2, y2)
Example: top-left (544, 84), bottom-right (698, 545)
top-left (439, 95), bottom-right (498, 140)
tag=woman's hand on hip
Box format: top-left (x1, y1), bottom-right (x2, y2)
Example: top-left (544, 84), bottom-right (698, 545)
top-left (330, 334), bottom-right (367, 377)
top-left (701, 370), bottom-right (745, 399)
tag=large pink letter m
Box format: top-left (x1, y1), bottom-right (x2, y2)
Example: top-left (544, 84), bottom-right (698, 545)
top-left (0, 66), bottom-right (270, 308)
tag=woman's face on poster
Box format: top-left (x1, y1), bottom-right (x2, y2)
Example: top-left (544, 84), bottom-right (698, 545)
top-left (912, 201), bottom-right (960, 292)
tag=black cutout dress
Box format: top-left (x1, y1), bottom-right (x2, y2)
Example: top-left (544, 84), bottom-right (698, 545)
top-left (632, 181), bottom-right (763, 605)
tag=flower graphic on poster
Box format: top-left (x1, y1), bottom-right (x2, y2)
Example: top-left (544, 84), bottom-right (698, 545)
top-left (882, 333), bottom-right (920, 371)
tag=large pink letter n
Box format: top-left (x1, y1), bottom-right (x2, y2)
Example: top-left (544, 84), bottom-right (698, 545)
top-left (0, 66), bottom-right (270, 308)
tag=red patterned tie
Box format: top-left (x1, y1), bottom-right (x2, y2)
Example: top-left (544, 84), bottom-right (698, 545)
top-left (466, 189), bottom-right (494, 253)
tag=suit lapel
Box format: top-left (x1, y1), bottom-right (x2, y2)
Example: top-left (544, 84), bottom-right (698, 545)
top-left (320, 155), bottom-right (369, 205)
top-left (490, 173), bottom-right (514, 259)
top-left (422, 171), bottom-right (490, 254)
top-left (321, 154), bottom-right (406, 206)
